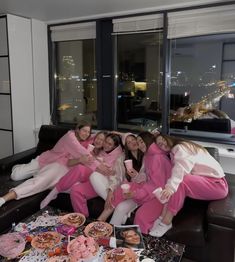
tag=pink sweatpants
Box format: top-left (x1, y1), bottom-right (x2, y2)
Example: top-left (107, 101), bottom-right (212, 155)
top-left (56, 165), bottom-right (92, 193)
top-left (70, 181), bottom-right (98, 217)
top-left (134, 175), bottom-right (228, 234)
top-left (167, 175), bottom-right (228, 215)
top-left (134, 197), bottom-right (164, 234)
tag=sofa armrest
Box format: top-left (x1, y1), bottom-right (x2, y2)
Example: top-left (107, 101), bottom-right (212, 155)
top-left (207, 178), bottom-right (235, 229)
top-left (0, 148), bottom-right (37, 173)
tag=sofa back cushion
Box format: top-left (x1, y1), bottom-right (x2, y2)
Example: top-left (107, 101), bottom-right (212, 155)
top-left (204, 147), bottom-right (220, 162)
top-left (35, 125), bottom-right (71, 155)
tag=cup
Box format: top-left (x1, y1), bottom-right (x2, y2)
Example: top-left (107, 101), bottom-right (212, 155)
top-left (87, 144), bottom-right (95, 153)
top-left (121, 183), bottom-right (130, 194)
top-left (152, 187), bottom-right (168, 204)
top-left (124, 159), bottom-right (133, 171)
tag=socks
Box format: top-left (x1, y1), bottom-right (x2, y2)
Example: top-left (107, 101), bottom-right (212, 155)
top-left (150, 216), bottom-right (163, 232)
top-left (149, 222), bottom-right (172, 237)
top-left (40, 188), bottom-right (58, 209)
top-left (0, 197), bottom-right (6, 207)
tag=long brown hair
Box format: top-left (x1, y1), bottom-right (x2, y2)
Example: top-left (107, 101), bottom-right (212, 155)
top-left (157, 134), bottom-right (206, 154)
top-left (124, 134), bottom-right (144, 181)
top-left (138, 132), bottom-right (155, 150)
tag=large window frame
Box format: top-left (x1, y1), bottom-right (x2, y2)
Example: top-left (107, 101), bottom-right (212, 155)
top-left (167, 4), bottom-right (235, 144)
top-left (49, 22), bottom-right (97, 127)
top-left (48, 1), bottom-right (235, 145)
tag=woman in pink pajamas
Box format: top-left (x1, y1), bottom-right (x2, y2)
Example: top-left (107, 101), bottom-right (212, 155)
top-left (69, 133), bottom-right (123, 217)
top-left (40, 131), bottom-right (108, 209)
top-left (95, 133), bottom-right (146, 223)
top-left (149, 135), bottom-right (228, 237)
top-left (0, 121), bottom-right (94, 208)
top-left (98, 132), bottom-right (172, 233)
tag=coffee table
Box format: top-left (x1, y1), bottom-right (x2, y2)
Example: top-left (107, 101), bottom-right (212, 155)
top-left (0, 207), bottom-right (185, 261)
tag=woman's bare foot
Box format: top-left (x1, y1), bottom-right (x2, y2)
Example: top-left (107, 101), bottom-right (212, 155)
top-left (0, 190), bottom-right (17, 207)
top-left (97, 207), bottom-right (114, 221)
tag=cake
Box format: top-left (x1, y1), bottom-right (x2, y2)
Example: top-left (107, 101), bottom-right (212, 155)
top-left (93, 222), bottom-right (107, 233)
top-left (59, 213), bottom-right (86, 228)
top-left (67, 235), bottom-right (99, 261)
top-left (104, 247), bottom-right (137, 262)
top-left (110, 247), bottom-right (126, 261)
top-left (84, 221), bottom-right (113, 238)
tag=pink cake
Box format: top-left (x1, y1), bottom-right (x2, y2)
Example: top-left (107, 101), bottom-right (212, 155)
top-left (67, 235), bottom-right (99, 261)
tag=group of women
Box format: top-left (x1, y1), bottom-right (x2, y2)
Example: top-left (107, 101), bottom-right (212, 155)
top-left (0, 121), bottom-right (228, 237)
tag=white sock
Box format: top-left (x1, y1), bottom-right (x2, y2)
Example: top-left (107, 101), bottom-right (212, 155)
top-left (149, 222), bottom-right (172, 237)
top-left (40, 188), bottom-right (58, 209)
top-left (0, 197), bottom-right (6, 207)
top-left (150, 216), bottom-right (163, 231)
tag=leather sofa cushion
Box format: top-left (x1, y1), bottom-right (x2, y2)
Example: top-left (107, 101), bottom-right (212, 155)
top-left (0, 191), bottom-right (48, 233)
top-left (36, 125), bottom-right (71, 155)
top-left (207, 184), bottom-right (235, 229)
top-left (165, 198), bottom-right (207, 247)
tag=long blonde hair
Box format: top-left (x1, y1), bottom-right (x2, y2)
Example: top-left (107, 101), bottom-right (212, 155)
top-left (157, 134), bottom-right (206, 155)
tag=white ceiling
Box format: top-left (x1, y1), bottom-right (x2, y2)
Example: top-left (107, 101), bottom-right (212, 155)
top-left (0, 0), bottom-right (230, 24)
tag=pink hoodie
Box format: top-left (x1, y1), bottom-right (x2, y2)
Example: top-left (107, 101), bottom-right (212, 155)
top-left (38, 130), bottom-right (93, 168)
top-left (134, 143), bottom-right (172, 204)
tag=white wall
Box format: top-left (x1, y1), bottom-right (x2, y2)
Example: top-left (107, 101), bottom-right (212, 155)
top-left (6, 15), bottom-right (50, 155)
top-left (8, 14), bottom-right (35, 154)
top-left (31, 19), bottom-right (50, 142)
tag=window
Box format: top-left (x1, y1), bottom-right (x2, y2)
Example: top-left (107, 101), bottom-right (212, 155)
top-left (55, 40), bottom-right (97, 124)
top-left (51, 22), bottom-right (97, 125)
top-left (170, 34), bottom-right (235, 135)
top-left (113, 14), bottom-right (163, 132)
top-left (168, 5), bottom-right (235, 138)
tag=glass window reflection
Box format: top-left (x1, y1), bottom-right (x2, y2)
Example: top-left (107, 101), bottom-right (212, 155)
top-left (170, 34), bottom-right (235, 135)
top-left (55, 40), bottom-right (97, 125)
top-left (116, 32), bottom-right (163, 132)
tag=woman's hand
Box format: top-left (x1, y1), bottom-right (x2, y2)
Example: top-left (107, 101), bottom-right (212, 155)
top-left (105, 190), bottom-right (114, 209)
top-left (127, 168), bottom-right (138, 178)
top-left (79, 154), bottom-right (94, 165)
top-left (96, 163), bottom-right (114, 176)
top-left (123, 190), bottom-right (134, 199)
top-left (67, 154), bottom-right (93, 167)
top-left (161, 188), bottom-right (174, 201)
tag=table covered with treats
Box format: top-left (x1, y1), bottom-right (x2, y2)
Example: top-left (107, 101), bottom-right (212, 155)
top-left (0, 207), bottom-right (185, 262)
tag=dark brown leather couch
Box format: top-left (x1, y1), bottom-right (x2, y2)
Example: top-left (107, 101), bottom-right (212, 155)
top-left (0, 125), bottom-right (234, 262)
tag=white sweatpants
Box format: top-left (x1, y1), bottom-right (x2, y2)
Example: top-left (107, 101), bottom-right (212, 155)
top-left (109, 199), bottom-right (137, 225)
top-left (90, 172), bottom-right (138, 225)
top-left (89, 172), bottom-right (109, 200)
top-left (11, 157), bottom-right (40, 181)
top-left (12, 163), bottom-right (69, 199)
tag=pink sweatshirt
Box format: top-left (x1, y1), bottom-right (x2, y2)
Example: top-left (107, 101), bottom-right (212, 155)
top-left (38, 131), bottom-right (93, 168)
top-left (166, 144), bottom-right (225, 193)
top-left (85, 145), bottom-right (123, 172)
top-left (134, 143), bottom-right (172, 203)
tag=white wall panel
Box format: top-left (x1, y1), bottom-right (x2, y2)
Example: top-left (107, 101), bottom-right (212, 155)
top-left (7, 14), bottom-right (35, 153)
top-left (0, 95), bottom-right (12, 129)
top-left (0, 57), bottom-right (10, 93)
top-left (31, 19), bottom-right (50, 136)
top-left (0, 130), bottom-right (13, 159)
top-left (0, 17), bottom-right (8, 55)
